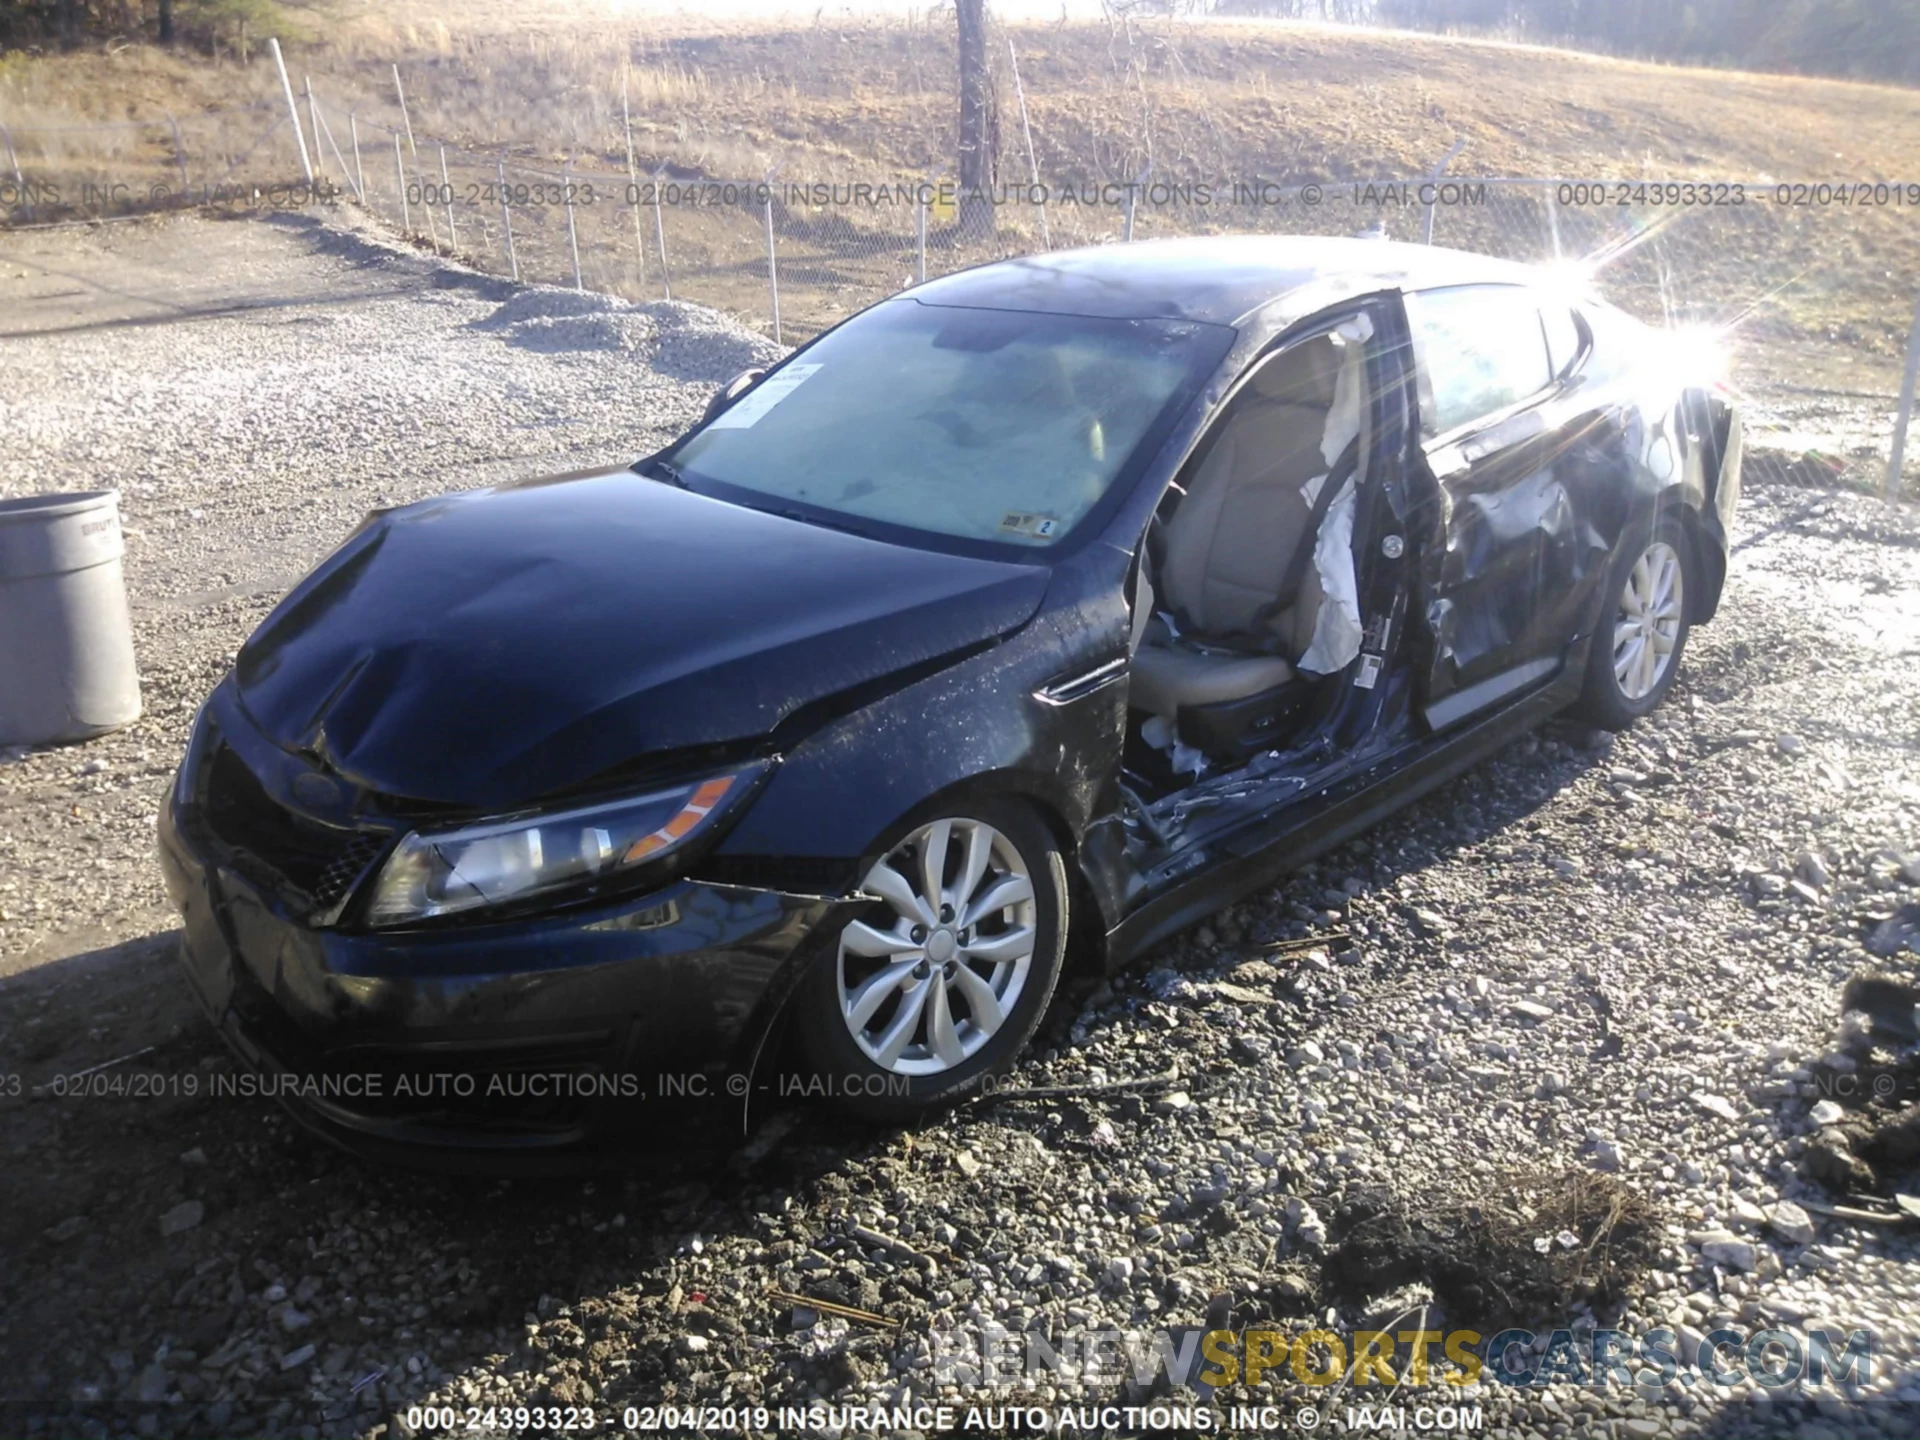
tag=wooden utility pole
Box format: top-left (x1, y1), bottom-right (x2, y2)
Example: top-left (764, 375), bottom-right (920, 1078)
top-left (955, 0), bottom-right (999, 236)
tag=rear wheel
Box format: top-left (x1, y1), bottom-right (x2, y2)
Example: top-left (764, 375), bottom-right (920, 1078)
top-left (794, 799), bottom-right (1066, 1120)
top-left (1572, 517), bottom-right (1692, 729)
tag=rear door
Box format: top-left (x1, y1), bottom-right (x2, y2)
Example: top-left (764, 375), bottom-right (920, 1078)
top-left (1407, 283), bottom-right (1611, 730)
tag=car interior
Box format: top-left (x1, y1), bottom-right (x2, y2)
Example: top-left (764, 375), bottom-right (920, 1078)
top-left (1123, 319), bottom-right (1381, 801)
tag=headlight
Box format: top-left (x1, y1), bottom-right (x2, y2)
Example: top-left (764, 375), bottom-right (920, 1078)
top-left (172, 700), bottom-right (214, 807)
top-left (365, 768), bottom-right (757, 927)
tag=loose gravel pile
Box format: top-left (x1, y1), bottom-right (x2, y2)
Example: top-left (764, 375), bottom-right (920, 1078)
top-left (2, 214), bottom-right (1919, 1440)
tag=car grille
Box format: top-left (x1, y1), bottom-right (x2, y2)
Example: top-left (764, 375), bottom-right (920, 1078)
top-left (200, 742), bottom-right (389, 914)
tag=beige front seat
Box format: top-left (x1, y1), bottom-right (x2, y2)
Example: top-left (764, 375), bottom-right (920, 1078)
top-left (1129, 336), bottom-right (1343, 726)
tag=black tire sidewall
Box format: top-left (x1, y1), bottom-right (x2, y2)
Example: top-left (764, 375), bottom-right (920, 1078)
top-left (793, 797), bottom-right (1068, 1119)
top-left (1576, 514), bottom-right (1693, 729)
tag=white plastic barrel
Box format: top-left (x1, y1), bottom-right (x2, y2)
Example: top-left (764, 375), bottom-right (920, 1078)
top-left (0, 490), bottom-right (142, 746)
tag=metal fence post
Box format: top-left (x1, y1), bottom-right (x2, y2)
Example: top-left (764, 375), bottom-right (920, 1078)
top-left (1422, 138), bottom-right (1466, 245)
top-left (165, 112), bottom-right (188, 201)
top-left (393, 130), bottom-right (410, 237)
top-left (621, 65), bottom-right (646, 288)
top-left (391, 64), bottom-right (417, 153)
top-left (438, 143), bottom-right (457, 253)
top-left (764, 185), bottom-right (781, 344)
top-left (313, 100), bottom-right (358, 202)
top-left (268, 38), bottom-right (313, 185)
top-left (652, 173), bottom-right (671, 300)
top-left (1888, 287), bottom-right (1920, 501)
top-left (1545, 178), bottom-right (1563, 261)
top-left (303, 76), bottom-right (323, 183)
top-left (350, 112), bottom-right (365, 202)
top-left (1007, 37), bottom-right (1049, 249)
top-left (916, 182), bottom-right (928, 284)
top-left (391, 65), bottom-right (438, 250)
top-left (1123, 163), bottom-right (1150, 243)
top-left (0, 121), bottom-right (30, 221)
top-left (498, 155), bottom-right (518, 282)
top-left (564, 157), bottom-right (583, 290)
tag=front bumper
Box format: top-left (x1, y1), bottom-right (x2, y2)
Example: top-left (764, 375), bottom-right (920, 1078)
top-left (158, 796), bottom-right (852, 1170)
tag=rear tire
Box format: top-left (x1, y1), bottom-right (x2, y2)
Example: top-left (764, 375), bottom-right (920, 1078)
top-left (793, 798), bottom-right (1067, 1121)
top-left (1571, 516), bottom-right (1693, 730)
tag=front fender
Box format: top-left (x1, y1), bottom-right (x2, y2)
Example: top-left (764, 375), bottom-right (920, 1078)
top-left (698, 557), bottom-right (1135, 1082)
top-left (705, 551), bottom-right (1134, 928)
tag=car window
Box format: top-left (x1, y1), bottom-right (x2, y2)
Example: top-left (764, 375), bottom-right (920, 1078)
top-left (1541, 303), bottom-right (1583, 378)
top-left (1577, 300), bottom-right (1650, 386)
top-left (668, 300), bottom-right (1230, 553)
top-left (1410, 284), bottom-right (1554, 438)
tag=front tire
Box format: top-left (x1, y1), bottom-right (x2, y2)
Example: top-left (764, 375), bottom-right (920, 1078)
top-left (1571, 516), bottom-right (1692, 729)
top-left (794, 798), bottom-right (1067, 1120)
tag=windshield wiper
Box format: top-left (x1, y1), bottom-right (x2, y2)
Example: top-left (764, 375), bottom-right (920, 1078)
top-left (762, 504), bottom-right (875, 541)
top-left (638, 456), bottom-right (690, 489)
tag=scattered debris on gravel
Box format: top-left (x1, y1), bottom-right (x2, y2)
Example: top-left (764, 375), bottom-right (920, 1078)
top-left (3, 214), bottom-right (1919, 1439)
top-left (1323, 1170), bottom-right (1662, 1333)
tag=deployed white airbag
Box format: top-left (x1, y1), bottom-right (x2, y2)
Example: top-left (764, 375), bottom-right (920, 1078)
top-left (1296, 313), bottom-right (1372, 677)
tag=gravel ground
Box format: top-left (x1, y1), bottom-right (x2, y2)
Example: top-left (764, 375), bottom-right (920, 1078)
top-left (0, 211), bottom-right (778, 976)
top-left (2, 213), bottom-right (1919, 1440)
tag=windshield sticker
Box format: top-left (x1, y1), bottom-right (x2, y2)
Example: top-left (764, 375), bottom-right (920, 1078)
top-left (705, 363), bottom-right (823, 429)
top-left (998, 511), bottom-right (1061, 539)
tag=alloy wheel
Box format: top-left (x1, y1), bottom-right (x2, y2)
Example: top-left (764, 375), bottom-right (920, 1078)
top-left (836, 818), bottom-right (1037, 1077)
top-left (1612, 539), bottom-right (1685, 701)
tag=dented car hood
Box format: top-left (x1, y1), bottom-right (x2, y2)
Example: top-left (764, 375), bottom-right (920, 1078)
top-left (233, 468), bottom-right (1050, 808)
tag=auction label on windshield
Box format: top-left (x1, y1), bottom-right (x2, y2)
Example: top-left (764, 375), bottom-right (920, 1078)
top-left (706, 363), bottom-right (822, 429)
top-left (999, 511), bottom-right (1060, 538)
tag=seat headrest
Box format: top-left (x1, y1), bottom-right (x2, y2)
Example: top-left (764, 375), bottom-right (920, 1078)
top-left (1247, 336), bottom-right (1343, 406)
top-left (972, 345), bottom-right (1076, 407)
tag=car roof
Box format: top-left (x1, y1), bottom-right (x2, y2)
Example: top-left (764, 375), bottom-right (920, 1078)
top-left (905, 234), bottom-right (1547, 327)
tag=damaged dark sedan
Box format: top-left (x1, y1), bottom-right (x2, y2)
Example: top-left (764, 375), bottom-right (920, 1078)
top-left (159, 235), bottom-right (1741, 1162)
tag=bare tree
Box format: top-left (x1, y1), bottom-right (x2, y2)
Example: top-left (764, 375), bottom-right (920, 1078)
top-left (955, 0), bottom-right (1000, 234)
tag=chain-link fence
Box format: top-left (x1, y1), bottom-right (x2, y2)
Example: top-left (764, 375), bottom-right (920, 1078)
top-left (4, 79), bottom-right (1916, 498)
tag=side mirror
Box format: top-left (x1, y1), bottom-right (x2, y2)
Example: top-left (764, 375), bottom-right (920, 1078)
top-left (701, 368), bottom-right (766, 426)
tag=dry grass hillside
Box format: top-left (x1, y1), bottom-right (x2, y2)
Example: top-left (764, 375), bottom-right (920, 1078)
top-left (5, 5), bottom-right (1920, 405)
top-left (9, 8), bottom-right (1920, 185)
